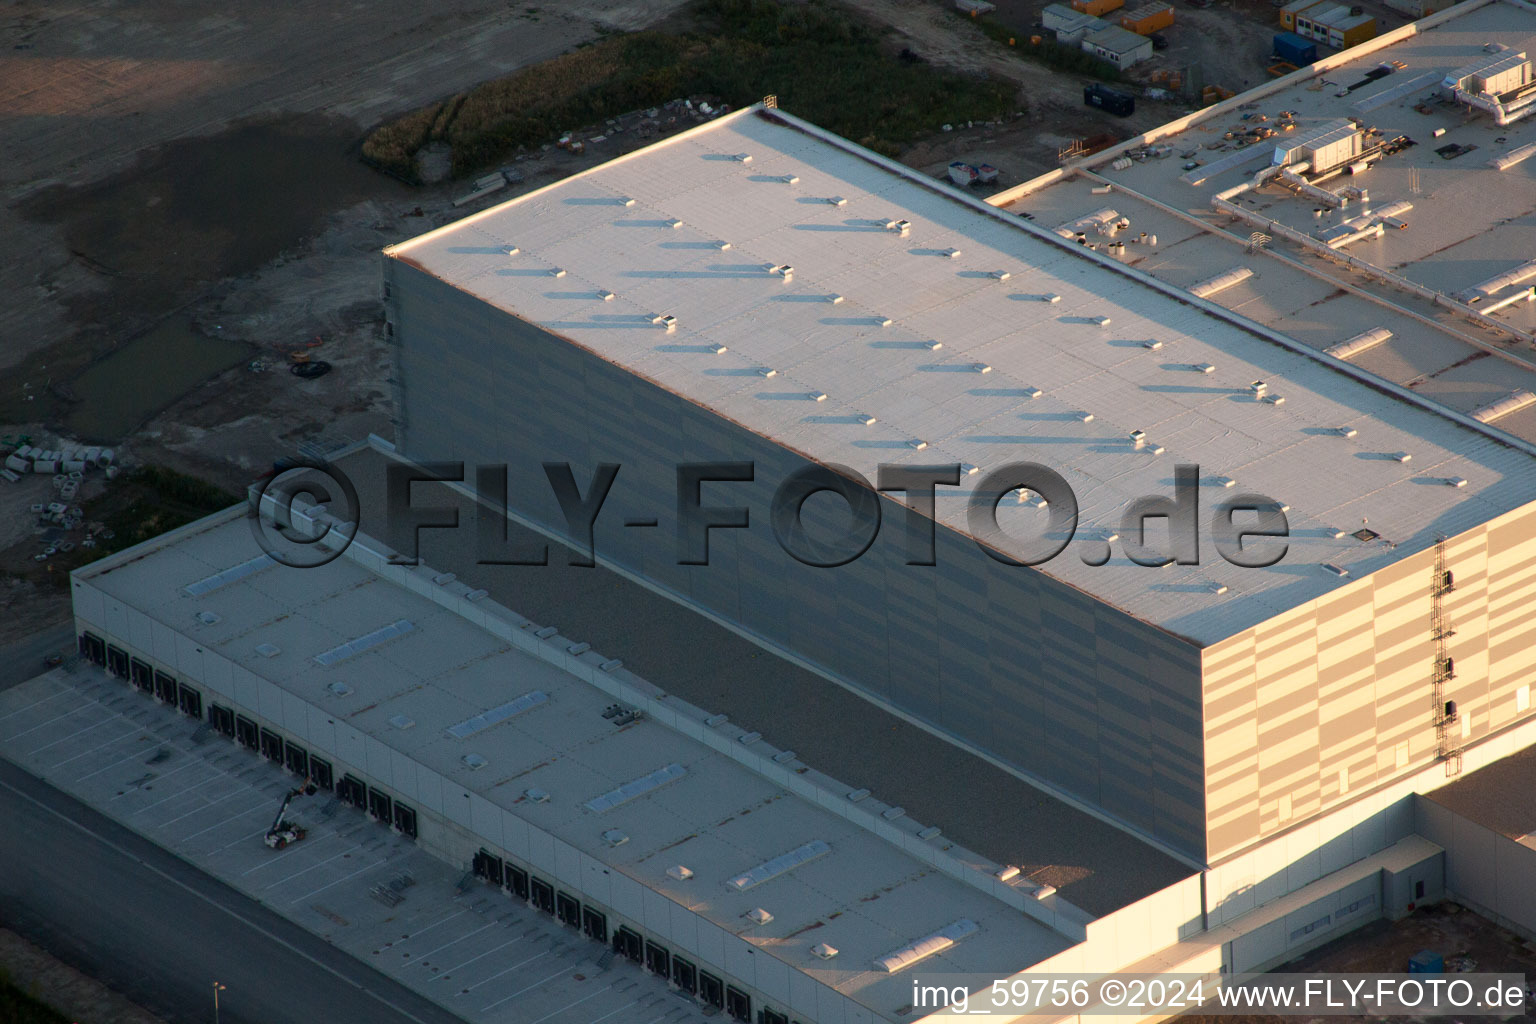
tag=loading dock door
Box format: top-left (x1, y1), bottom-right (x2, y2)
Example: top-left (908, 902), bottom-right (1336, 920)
top-left (283, 742), bottom-right (308, 777)
top-left (177, 685), bottom-right (201, 719)
top-left (308, 756), bottom-right (334, 790)
top-left (366, 788), bottom-right (392, 823)
top-left (260, 729), bottom-right (284, 762)
top-left (556, 891), bottom-right (581, 928)
top-left (107, 645), bottom-right (129, 679)
top-left (473, 850), bottom-right (501, 881)
top-left (506, 865), bottom-right (530, 900)
top-left (725, 985), bottom-right (751, 1022)
top-left (671, 956), bottom-right (697, 995)
top-left (613, 926), bottom-right (642, 962)
top-left (582, 906), bottom-right (608, 944)
top-left (129, 659), bottom-right (153, 691)
top-left (338, 775), bottom-right (366, 808)
top-left (79, 633), bottom-right (104, 664)
top-left (392, 803), bottom-right (417, 839)
top-left (208, 704), bottom-right (236, 737)
top-left (235, 716), bottom-right (259, 750)
top-left (530, 877), bottom-right (555, 916)
top-left (699, 972), bottom-right (724, 1009)
top-left (154, 671), bottom-right (177, 703)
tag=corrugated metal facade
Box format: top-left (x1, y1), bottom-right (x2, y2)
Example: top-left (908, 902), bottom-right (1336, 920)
top-left (387, 258), bottom-right (1210, 861)
top-left (1203, 502), bottom-right (1536, 862)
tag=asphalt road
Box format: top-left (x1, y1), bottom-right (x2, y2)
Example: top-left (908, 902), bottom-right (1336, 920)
top-left (0, 755), bottom-right (468, 1024)
top-left (0, 620), bottom-right (76, 692)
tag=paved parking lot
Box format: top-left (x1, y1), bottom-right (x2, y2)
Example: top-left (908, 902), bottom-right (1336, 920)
top-left (0, 662), bottom-right (709, 1024)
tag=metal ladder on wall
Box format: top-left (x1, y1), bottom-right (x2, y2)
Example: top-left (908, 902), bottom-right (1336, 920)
top-left (1430, 537), bottom-right (1462, 777)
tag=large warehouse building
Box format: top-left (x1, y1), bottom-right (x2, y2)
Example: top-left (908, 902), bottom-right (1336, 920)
top-left (380, 85), bottom-right (1536, 874)
top-left (63, 0), bottom-right (1536, 1018)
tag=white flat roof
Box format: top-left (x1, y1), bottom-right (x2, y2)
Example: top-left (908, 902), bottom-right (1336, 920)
top-left (79, 512), bottom-right (1074, 1019)
top-left (386, 103), bottom-right (1536, 645)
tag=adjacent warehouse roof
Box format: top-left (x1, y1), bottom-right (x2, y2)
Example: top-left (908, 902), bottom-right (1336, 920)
top-left (385, 102), bottom-right (1536, 645)
top-left (75, 512), bottom-right (1076, 1019)
top-left (1424, 742), bottom-right (1536, 848)
top-left (998, 0), bottom-right (1536, 370)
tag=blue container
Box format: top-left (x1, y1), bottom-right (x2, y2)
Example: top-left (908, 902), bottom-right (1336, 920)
top-left (1408, 950), bottom-right (1444, 973)
top-left (1273, 31), bottom-right (1317, 66)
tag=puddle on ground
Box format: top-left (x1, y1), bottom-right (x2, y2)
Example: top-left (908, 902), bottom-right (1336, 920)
top-left (64, 321), bottom-right (251, 441)
top-left (5, 112), bottom-right (401, 439)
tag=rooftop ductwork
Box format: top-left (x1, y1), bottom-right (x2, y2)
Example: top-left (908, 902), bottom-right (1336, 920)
top-left (1460, 259), bottom-right (1536, 303)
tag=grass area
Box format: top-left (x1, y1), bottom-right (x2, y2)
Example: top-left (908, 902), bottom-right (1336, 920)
top-left (363, 0), bottom-right (1019, 180)
top-left (92, 466), bottom-right (239, 562)
top-left (0, 971), bottom-right (70, 1024)
top-left (1, 465), bottom-right (239, 590)
top-left (962, 10), bottom-right (1124, 81)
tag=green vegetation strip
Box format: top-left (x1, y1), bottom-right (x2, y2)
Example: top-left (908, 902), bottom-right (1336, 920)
top-left (93, 466), bottom-right (239, 561)
top-left (363, 0), bottom-right (1018, 180)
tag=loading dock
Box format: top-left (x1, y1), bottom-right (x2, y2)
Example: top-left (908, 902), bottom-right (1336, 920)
top-left (309, 756), bottom-right (333, 790)
top-left (209, 703), bottom-right (236, 737)
top-left (699, 972), bottom-right (724, 1010)
top-left (366, 787), bottom-right (392, 824)
top-left (645, 940), bottom-right (670, 977)
top-left (556, 890), bottom-right (581, 928)
top-left (614, 926), bottom-right (642, 962)
top-left (529, 876), bottom-right (555, 916)
top-left (338, 774), bottom-right (366, 808)
top-left (78, 632), bottom-right (105, 666)
top-left (176, 684), bottom-right (200, 719)
top-left (672, 955), bottom-right (697, 994)
top-left (154, 671), bottom-right (177, 704)
top-left (259, 728), bottom-right (284, 763)
top-left (129, 658), bottom-right (153, 691)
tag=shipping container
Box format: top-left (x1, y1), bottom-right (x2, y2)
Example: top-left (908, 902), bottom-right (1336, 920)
top-left (1273, 31), bottom-right (1317, 65)
top-left (1071, 0), bottom-right (1125, 17)
top-left (1279, 0), bottom-right (1327, 30)
top-left (1326, 12), bottom-right (1376, 48)
top-left (1084, 83), bottom-right (1136, 116)
top-left (1296, 3), bottom-right (1347, 41)
top-left (1120, 1), bottom-right (1174, 34)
